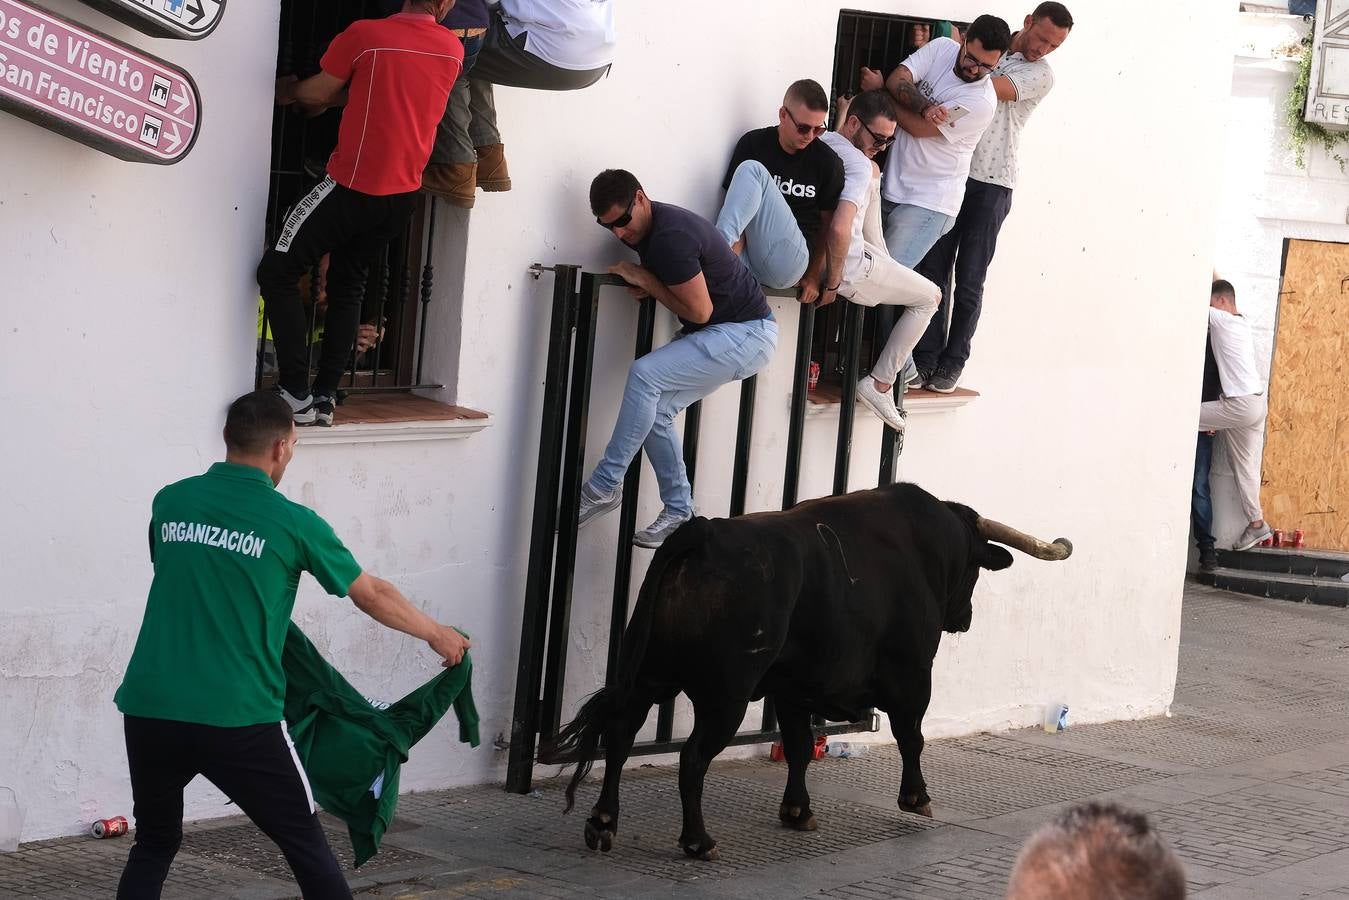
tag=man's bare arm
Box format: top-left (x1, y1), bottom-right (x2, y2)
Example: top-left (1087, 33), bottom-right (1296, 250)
top-left (992, 74), bottom-right (1018, 103)
top-left (347, 572), bottom-right (471, 667)
top-left (609, 262), bottom-right (714, 324)
top-left (820, 205), bottom-right (854, 305)
top-left (885, 65), bottom-right (930, 114)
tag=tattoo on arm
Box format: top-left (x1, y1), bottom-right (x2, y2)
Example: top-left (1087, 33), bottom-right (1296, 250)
top-left (891, 78), bottom-right (929, 113)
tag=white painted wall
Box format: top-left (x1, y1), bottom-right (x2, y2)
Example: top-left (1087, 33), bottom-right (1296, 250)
top-left (1, 0), bottom-right (1231, 842)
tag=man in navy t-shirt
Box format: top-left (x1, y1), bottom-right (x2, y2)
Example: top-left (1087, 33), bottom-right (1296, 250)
top-left (574, 169), bottom-right (778, 548)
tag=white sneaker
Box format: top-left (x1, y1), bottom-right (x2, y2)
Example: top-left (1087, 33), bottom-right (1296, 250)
top-left (1233, 523), bottom-right (1273, 551)
top-left (576, 482), bottom-right (622, 530)
top-left (274, 386), bottom-right (317, 425)
top-left (855, 377), bottom-right (907, 433)
top-left (633, 508), bottom-right (693, 549)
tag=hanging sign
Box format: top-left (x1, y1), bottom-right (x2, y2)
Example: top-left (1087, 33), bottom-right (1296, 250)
top-left (1306, 0), bottom-right (1349, 130)
top-left (73, 0), bottom-right (224, 41)
top-left (0, 0), bottom-right (201, 164)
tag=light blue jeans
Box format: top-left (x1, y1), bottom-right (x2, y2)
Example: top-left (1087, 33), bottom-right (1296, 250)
top-left (716, 161), bottom-right (810, 289)
top-left (882, 200), bottom-right (956, 269)
top-left (882, 200), bottom-right (956, 382)
top-left (588, 317), bottom-right (778, 517)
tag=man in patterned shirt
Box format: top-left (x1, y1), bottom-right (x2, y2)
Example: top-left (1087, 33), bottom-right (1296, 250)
top-left (910, 2), bottom-right (1073, 393)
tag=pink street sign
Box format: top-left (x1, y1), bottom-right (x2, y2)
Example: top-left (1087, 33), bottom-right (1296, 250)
top-left (0, 0), bottom-right (200, 164)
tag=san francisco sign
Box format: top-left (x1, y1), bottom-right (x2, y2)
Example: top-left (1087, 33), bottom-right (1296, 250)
top-left (0, 0), bottom-right (200, 164)
top-left (74, 0), bottom-right (224, 41)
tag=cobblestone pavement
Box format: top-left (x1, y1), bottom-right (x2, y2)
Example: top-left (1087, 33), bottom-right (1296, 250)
top-left (7, 582), bottom-right (1349, 899)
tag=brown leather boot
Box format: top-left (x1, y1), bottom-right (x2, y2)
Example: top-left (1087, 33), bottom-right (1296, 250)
top-left (421, 162), bottom-right (476, 208)
top-left (475, 143), bottom-right (512, 192)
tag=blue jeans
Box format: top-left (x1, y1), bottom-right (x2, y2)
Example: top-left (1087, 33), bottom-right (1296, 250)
top-left (588, 318), bottom-right (778, 516)
top-left (716, 161), bottom-right (810, 289)
top-left (1192, 432), bottom-right (1215, 552)
top-left (913, 179), bottom-right (1014, 372)
top-left (882, 201), bottom-right (956, 269)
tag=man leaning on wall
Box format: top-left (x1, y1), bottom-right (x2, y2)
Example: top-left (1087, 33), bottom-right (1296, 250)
top-left (1201, 279), bottom-right (1274, 551)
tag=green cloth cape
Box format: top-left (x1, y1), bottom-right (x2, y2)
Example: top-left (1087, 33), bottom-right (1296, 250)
top-left (282, 623), bottom-right (479, 866)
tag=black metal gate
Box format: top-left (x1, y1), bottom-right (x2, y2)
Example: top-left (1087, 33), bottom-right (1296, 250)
top-left (505, 267), bottom-right (907, 792)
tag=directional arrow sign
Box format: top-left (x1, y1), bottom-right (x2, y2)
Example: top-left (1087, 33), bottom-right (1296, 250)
top-left (72, 0), bottom-right (224, 41)
top-left (0, 0), bottom-right (201, 164)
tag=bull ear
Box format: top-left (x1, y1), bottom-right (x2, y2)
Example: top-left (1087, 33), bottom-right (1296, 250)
top-left (978, 543), bottom-right (1014, 571)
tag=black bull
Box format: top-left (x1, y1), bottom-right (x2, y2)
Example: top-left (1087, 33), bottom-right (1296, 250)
top-left (539, 483), bottom-right (1072, 861)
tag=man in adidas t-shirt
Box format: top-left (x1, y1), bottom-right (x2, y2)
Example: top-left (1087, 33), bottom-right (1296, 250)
top-left (259, 0), bottom-right (463, 427)
top-left (716, 79), bottom-right (845, 305)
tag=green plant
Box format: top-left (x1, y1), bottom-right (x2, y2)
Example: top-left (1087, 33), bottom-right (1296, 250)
top-left (1285, 29), bottom-right (1349, 170)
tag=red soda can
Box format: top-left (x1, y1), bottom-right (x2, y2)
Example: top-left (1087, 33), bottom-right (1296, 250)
top-left (1293, 529), bottom-right (1305, 548)
top-left (91, 816), bottom-right (129, 838)
top-left (808, 361), bottom-right (821, 391)
top-left (1271, 529), bottom-right (1285, 548)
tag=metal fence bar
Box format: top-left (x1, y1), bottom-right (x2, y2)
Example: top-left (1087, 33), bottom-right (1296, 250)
top-left (540, 270), bottom-right (601, 741)
top-left (782, 302), bottom-right (817, 510)
top-left (728, 375), bottom-right (758, 518)
top-left (833, 302), bottom-right (865, 496)
top-left (505, 265), bottom-right (579, 794)
top-left (414, 199), bottom-right (438, 387)
top-left (606, 295), bottom-right (658, 682)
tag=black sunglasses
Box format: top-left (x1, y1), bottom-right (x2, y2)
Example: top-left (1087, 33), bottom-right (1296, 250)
top-left (960, 44), bottom-right (998, 74)
top-left (783, 106), bottom-right (827, 137)
top-left (859, 118), bottom-right (896, 150)
top-left (597, 194), bottom-right (637, 230)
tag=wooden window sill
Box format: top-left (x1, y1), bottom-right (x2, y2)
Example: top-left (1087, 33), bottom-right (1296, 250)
top-left (297, 393), bottom-right (492, 445)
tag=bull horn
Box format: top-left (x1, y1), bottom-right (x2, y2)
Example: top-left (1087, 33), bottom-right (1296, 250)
top-left (976, 517), bottom-right (1073, 561)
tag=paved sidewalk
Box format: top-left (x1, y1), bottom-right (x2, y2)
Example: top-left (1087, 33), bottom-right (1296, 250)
top-left (7, 582), bottom-right (1349, 899)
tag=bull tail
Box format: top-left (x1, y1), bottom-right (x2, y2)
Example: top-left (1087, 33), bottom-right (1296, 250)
top-left (538, 517), bottom-right (711, 813)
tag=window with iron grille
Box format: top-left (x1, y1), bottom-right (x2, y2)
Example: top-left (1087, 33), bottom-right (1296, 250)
top-left (810, 10), bottom-right (967, 398)
top-left (255, 0), bottom-right (441, 396)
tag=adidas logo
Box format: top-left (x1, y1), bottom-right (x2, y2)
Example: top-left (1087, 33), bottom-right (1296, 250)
top-left (773, 175), bottom-right (817, 199)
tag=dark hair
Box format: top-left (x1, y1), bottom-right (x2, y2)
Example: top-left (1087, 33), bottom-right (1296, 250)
top-left (965, 14), bottom-right (1012, 53)
top-left (848, 89), bottom-right (897, 126)
top-left (1006, 802), bottom-right (1186, 900)
top-left (589, 169), bottom-right (643, 217)
top-left (224, 391), bottom-right (295, 456)
top-left (784, 78), bottom-right (829, 112)
top-left (1032, 2), bottom-right (1074, 29)
top-left (1211, 279), bottom-right (1236, 300)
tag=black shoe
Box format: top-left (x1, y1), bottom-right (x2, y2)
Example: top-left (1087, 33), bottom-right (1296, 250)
top-left (274, 385), bottom-right (317, 425)
top-left (312, 393), bottom-right (335, 427)
top-left (1198, 548), bottom-right (1218, 573)
top-left (925, 365), bottom-right (962, 393)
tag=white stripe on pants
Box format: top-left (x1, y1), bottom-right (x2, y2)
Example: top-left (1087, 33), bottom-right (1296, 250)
top-left (1199, 393), bottom-right (1267, 523)
top-left (841, 242), bottom-right (941, 385)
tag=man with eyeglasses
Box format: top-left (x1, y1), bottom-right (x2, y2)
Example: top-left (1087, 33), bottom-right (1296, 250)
top-left (573, 170), bottom-right (778, 548)
top-left (908, 2), bottom-right (1073, 394)
top-left (860, 15), bottom-right (1010, 387)
top-left (819, 90), bottom-right (942, 434)
top-left (715, 79), bottom-right (846, 305)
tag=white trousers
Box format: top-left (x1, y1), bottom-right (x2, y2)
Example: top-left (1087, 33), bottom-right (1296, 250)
top-left (841, 243), bottom-right (940, 385)
top-left (1199, 393), bottom-right (1267, 523)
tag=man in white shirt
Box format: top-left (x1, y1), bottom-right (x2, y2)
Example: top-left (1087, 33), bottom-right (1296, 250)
top-left (1201, 280), bottom-right (1273, 551)
top-left (912, 3), bottom-right (1073, 393)
top-left (422, 0), bottom-right (616, 206)
top-left (818, 90), bottom-right (941, 433)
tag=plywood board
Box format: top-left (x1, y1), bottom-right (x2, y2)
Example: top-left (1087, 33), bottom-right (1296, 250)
top-left (1261, 239), bottom-right (1349, 550)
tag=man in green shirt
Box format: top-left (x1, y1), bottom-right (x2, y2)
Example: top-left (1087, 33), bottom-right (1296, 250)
top-left (113, 390), bottom-right (471, 900)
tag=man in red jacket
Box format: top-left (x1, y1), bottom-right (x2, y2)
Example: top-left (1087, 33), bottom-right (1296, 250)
top-left (260, 0), bottom-right (463, 427)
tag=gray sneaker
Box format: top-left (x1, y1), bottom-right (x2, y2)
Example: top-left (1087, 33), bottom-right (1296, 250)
top-left (274, 385), bottom-right (317, 425)
top-left (633, 508), bottom-right (693, 549)
top-left (312, 393), bottom-right (336, 427)
top-left (576, 482), bottom-right (622, 530)
top-left (855, 377), bottom-right (907, 433)
top-left (925, 366), bottom-right (962, 394)
top-left (1233, 523), bottom-right (1273, 551)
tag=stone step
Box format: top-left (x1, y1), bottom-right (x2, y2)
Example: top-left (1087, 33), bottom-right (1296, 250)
top-left (1215, 547), bottom-right (1349, 579)
top-left (1197, 567), bottom-right (1349, 608)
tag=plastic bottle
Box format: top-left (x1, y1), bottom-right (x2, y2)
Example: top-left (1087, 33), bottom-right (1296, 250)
top-left (824, 742), bottom-right (867, 759)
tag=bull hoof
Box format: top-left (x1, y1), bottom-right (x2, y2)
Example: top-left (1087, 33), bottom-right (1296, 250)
top-left (680, 836), bottom-right (719, 861)
top-left (778, 803), bottom-right (819, 831)
top-left (899, 793), bottom-right (933, 818)
top-left (584, 810), bottom-right (616, 852)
